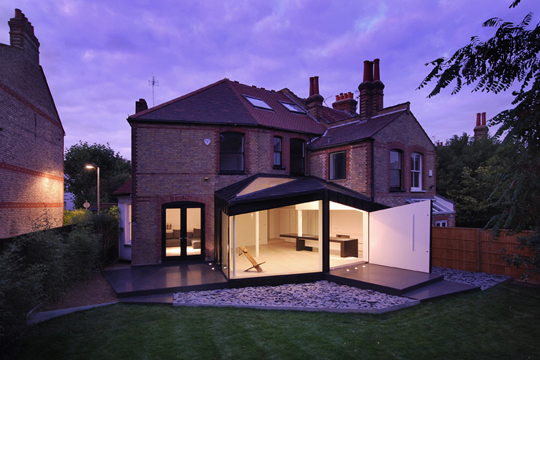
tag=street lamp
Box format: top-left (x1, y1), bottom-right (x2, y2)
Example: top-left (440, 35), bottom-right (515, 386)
top-left (85, 164), bottom-right (100, 212)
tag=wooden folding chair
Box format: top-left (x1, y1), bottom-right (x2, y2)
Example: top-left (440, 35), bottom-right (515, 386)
top-left (239, 246), bottom-right (266, 272)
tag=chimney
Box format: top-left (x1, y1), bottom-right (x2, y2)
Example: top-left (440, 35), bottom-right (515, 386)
top-left (306, 76), bottom-right (324, 120)
top-left (8, 9), bottom-right (40, 64)
top-left (136, 98), bottom-right (148, 113)
top-left (358, 59), bottom-right (385, 120)
top-left (332, 92), bottom-right (358, 115)
top-left (474, 112), bottom-right (488, 140)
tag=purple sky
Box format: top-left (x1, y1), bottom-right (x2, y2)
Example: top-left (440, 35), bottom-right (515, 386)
top-left (1, 0), bottom-right (533, 161)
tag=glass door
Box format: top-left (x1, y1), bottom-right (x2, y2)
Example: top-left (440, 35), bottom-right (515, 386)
top-left (163, 202), bottom-right (204, 261)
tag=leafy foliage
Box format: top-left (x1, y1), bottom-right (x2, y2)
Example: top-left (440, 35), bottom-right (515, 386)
top-left (435, 134), bottom-right (517, 228)
top-left (0, 208), bottom-right (118, 352)
top-left (419, 0), bottom-right (540, 276)
top-left (64, 141), bottom-right (131, 209)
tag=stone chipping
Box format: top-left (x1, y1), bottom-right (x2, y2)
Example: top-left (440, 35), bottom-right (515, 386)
top-left (431, 267), bottom-right (511, 291)
top-left (173, 280), bottom-right (416, 312)
top-left (172, 267), bottom-right (512, 313)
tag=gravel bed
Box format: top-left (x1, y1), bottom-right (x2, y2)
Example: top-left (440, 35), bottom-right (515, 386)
top-left (431, 266), bottom-right (511, 290)
top-left (173, 280), bottom-right (417, 312)
top-left (173, 267), bottom-right (512, 312)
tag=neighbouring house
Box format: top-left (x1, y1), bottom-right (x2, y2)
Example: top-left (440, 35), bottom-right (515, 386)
top-left (64, 192), bottom-right (75, 211)
top-left (126, 59), bottom-right (448, 282)
top-left (0, 9), bottom-right (64, 238)
top-left (112, 177), bottom-right (132, 261)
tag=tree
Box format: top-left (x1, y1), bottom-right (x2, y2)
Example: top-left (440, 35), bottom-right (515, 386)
top-left (419, 0), bottom-right (540, 278)
top-left (64, 142), bottom-right (131, 209)
top-left (436, 134), bottom-right (508, 228)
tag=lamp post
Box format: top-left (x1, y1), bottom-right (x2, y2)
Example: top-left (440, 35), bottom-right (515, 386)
top-left (85, 164), bottom-right (100, 212)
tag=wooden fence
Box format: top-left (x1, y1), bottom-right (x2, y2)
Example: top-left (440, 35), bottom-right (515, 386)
top-left (432, 227), bottom-right (538, 283)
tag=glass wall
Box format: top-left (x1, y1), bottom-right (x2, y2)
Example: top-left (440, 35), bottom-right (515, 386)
top-left (329, 202), bottom-right (368, 269)
top-left (228, 201), bottom-right (322, 279)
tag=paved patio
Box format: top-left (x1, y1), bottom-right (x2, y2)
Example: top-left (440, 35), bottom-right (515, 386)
top-left (103, 261), bottom-right (480, 306)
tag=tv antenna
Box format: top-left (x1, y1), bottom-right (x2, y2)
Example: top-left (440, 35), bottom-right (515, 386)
top-left (148, 76), bottom-right (159, 106)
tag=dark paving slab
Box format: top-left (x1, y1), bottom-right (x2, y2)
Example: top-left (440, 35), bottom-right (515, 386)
top-left (327, 264), bottom-right (443, 296)
top-left (118, 293), bottom-right (174, 305)
top-left (103, 261), bottom-right (228, 298)
top-left (404, 280), bottom-right (481, 302)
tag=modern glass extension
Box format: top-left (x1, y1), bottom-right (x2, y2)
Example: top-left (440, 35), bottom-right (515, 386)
top-left (215, 175), bottom-right (375, 280)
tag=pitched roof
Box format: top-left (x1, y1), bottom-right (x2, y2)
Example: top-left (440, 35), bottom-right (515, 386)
top-left (309, 107), bottom-right (409, 150)
top-left (129, 79), bottom-right (326, 135)
top-left (215, 174), bottom-right (386, 215)
top-left (112, 178), bottom-right (131, 196)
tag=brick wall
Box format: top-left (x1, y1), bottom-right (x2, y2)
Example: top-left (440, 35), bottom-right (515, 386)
top-left (309, 142), bottom-right (372, 198)
top-left (371, 112), bottom-right (436, 207)
top-left (131, 121), bottom-right (312, 265)
top-left (0, 34), bottom-right (64, 238)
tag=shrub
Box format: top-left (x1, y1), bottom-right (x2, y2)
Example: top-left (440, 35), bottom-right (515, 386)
top-left (64, 224), bottom-right (100, 283)
top-left (64, 208), bottom-right (90, 226)
top-left (0, 241), bottom-right (46, 353)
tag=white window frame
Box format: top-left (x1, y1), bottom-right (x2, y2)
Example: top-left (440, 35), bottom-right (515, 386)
top-left (435, 220), bottom-right (448, 227)
top-left (411, 152), bottom-right (422, 191)
top-left (125, 204), bottom-right (132, 244)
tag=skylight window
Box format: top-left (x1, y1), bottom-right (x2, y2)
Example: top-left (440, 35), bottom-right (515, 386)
top-left (244, 96), bottom-right (273, 111)
top-left (280, 101), bottom-right (306, 114)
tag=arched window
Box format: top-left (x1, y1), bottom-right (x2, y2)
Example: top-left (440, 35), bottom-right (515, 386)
top-left (390, 150), bottom-right (403, 191)
top-left (220, 132), bottom-right (245, 173)
top-left (411, 153), bottom-right (422, 191)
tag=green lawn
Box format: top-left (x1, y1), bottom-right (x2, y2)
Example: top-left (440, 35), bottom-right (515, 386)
top-left (9, 282), bottom-right (540, 359)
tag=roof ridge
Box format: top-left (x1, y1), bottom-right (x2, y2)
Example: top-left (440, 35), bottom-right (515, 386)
top-left (129, 78), bottom-right (230, 119)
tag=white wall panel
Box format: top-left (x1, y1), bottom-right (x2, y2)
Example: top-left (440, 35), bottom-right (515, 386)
top-left (369, 201), bottom-right (431, 273)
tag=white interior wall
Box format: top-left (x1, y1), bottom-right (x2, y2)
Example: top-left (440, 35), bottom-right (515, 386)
top-left (166, 209), bottom-right (181, 229)
top-left (369, 200), bottom-right (431, 273)
top-left (329, 208), bottom-right (366, 255)
top-left (186, 208), bottom-right (201, 232)
top-left (233, 211), bottom-right (268, 248)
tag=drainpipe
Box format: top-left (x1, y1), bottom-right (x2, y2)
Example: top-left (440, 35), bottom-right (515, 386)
top-left (370, 140), bottom-right (375, 203)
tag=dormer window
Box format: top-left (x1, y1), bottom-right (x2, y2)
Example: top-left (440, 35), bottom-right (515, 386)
top-left (244, 95), bottom-right (273, 111)
top-left (279, 101), bottom-right (306, 114)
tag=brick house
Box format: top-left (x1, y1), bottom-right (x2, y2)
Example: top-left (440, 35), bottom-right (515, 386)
top-left (127, 59), bottom-right (450, 280)
top-left (0, 9), bottom-right (64, 238)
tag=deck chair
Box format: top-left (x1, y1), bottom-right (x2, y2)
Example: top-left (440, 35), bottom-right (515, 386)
top-left (239, 246), bottom-right (266, 272)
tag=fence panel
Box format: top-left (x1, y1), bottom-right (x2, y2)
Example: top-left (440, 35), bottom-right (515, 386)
top-left (432, 227), bottom-right (538, 282)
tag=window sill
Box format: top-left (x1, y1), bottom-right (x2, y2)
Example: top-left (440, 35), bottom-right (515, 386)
top-left (124, 243), bottom-right (132, 247)
top-left (389, 188), bottom-right (405, 193)
top-left (218, 171), bottom-right (246, 175)
top-left (273, 165), bottom-right (286, 170)
top-left (411, 189), bottom-right (426, 193)
top-left (329, 177), bottom-right (346, 181)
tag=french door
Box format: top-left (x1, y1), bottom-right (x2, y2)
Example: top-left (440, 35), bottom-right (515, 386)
top-left (162, 202), bottom-right (204, 261)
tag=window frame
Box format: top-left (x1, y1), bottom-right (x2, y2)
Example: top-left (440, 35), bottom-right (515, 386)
top-left (389, 149), bottom-right (403, 192)
top-left (290, 138), bottom-right (306, 176)
top-left (125, 203), bottom-right (132, 245)
top-left (411, 152), bottom-right (423, 191)
top-left (273, 136), bottom-right (284, 169)
top-left (329, 151), bottom-right (347, 180)
top-left (219, 131), bottom-right (245, 174)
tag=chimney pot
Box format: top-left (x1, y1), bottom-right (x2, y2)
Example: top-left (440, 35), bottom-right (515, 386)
top-left (363, 60), bottom-right (374, 82)
top-left (374, 58), bottom-right (380, 81)
top-left (335, 95), bottom-right (339, 101)
top-left (482, 112), bottom-right (486, 126)
top-left (314, 76), bottom-right (320, 95)
top-left (309, 77), bottom-right (314, 97)
top-left (476, 113), bottom-right (481, 127)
